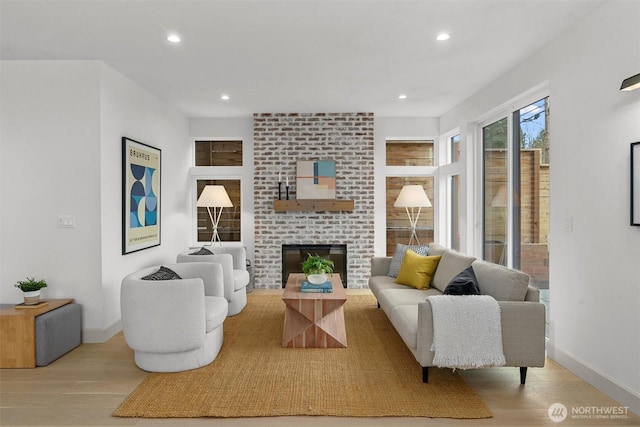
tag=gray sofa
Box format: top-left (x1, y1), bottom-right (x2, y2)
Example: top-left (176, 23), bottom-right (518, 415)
top-left (369, 243), bottom-right (546, 384)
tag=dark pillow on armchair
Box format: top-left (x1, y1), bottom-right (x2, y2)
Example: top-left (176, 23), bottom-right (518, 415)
top-left (190, 247), bottom-right (214, 255)
top-left (141, 266), bottom-right (182, 281)
top-left (443, 266), bottom-right (480, 295)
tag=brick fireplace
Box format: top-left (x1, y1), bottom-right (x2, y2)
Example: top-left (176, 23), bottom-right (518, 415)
top-left (253, 112), bottom-right (375, 289)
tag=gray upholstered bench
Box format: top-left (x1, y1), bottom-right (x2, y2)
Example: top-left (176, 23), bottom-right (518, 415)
top-left (35, 303), bottom-right (82, 366)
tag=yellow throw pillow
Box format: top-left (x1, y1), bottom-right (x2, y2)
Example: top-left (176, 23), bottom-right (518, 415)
top-left (395, 250), bottom-right (442, 290)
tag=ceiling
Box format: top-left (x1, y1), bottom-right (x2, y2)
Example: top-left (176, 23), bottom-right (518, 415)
top-left (0, 0), bottom-right (606, 118)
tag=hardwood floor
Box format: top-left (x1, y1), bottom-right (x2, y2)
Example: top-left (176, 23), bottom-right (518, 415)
top-left (1, 290), bottom-right (638, 426)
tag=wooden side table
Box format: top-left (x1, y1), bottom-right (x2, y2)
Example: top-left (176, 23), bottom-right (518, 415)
top-left (0, 299), bottom-right (74, 368)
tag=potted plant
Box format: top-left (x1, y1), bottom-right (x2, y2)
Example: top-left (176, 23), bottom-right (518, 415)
top-left (15, 277), bottom-right (47, 305)
top-left (301, 254), bottom-right (334, 284)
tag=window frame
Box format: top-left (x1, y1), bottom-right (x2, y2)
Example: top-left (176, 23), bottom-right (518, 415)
top-left (384, 137), bottom-right (438, 255)
top-left (474, 85), bottom-right (550, 267)
top-left (189, 137), bottom-right (246, 247)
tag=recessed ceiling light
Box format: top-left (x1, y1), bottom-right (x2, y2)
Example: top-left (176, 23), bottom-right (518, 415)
top-left (398, 94), bottom-right (407, 100)
top-left (221, 95), bottom-right (230, 101)
top-left (436, 33), bottom-right (450, 41)
top-left (167, 34), bottom-right (181, 43)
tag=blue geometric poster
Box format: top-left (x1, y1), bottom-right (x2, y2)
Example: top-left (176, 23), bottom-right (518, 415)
top-left (122, 137), bottom-right (161, 254)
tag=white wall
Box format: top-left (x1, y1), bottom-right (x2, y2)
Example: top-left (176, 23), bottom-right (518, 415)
top-left (1, 61), bottom-right (103, 328)
top-left (440, 1), bottom-right (640, 412)
top-left (98, 64), bottom-right (191, 341)
top-left (0, 60), bottom-right (190, 342)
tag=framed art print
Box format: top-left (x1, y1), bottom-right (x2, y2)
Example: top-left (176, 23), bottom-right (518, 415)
top-left (296, 160), bottom-right (336, 199)
top-left (632, 142), bottom-right (640, 226)
top-left (122, 137), bottom-right (161, 254)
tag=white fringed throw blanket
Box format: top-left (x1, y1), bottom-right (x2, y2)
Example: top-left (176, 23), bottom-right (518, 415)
top-left (426, 295), bottom-right (506, 369)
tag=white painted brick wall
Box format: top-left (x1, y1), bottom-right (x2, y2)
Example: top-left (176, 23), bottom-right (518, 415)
top-left (253, 113), bottom-right (375, 288)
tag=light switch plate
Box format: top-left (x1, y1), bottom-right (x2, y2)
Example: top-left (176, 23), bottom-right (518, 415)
top-left (57, 215), bottom-right (76, 228)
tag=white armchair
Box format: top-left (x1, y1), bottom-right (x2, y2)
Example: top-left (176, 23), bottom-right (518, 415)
top-left (177, 247), bottom-right (249, 316)
top-left (121, 262), bottom-right (228, 372)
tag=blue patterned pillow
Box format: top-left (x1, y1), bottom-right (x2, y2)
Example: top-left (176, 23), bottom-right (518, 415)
top-left (190, 247), bottom-right (214, 255)
top-left (141, 266), bottom-right (182, 281)
top-left (387, 244), bottom-right (429, 278)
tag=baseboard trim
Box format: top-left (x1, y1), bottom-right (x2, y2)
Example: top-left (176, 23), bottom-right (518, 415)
top-left (547, 342), bottom-right (640, 415)
top-left (82, 319), bottom-right (122, 344)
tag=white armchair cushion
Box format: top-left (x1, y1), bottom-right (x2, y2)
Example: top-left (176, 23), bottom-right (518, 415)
top-left (205, 296), bottom-right (228, 332)
top-left (233, 269), bottom-right (250, 291)
top-left (170, 262), bottom-right (225, 297)
top-left (121, 274), bottom-right (205, 354)
top-left (177, 252), bottom-right (234, 300)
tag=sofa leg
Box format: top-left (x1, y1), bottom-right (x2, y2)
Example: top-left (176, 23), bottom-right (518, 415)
top-left (520, 367), bottom-right (528, 385)
top-left (422, 367), bottom-right (429, 383)
top-left (377, 301), bottom-right (380, 309)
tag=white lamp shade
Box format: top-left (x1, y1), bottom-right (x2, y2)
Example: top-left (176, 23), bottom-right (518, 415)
top-left (197, 185), bottom-right (233, 208)
top-left (394, 185), bottom-right (431, 208)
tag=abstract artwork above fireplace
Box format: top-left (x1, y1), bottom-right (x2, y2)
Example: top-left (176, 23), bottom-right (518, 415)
top-left (296, 160), bottom-right (336, 199)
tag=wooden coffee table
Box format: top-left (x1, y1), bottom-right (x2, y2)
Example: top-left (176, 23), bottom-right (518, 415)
top-left (282, 273), bottom-right (347, 348)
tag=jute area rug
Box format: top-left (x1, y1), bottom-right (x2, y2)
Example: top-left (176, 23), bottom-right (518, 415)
top-left (113, 293), bottom-right (491, 419)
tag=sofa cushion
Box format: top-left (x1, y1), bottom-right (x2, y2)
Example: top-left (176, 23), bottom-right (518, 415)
top-left (369, 274), bottom-right (399, 291)
top-left (395, 250), bottom-right (441, 290)
top-left (378, 288), bottom-right (442, 312)
top-left (190, 246), bottom-right (214, 255)
top-left (471, 259), bottom-right (530, 301)
top-left (443, 266), bottom-right (480, 295)
top-left (431, 250), bottom-right (476, 293)
top-left (387, 244), bottom-right (429, 278)
top-left (388, 304), bottom-right (419, 349)
top-left (427, 242), bottom-right (448, 256)
top-left (141, 266), bottom-right (182, 281)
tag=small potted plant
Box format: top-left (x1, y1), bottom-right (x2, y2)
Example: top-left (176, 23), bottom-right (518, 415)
top-left (15, 277), bottom-right (48, 305)
top-left (301, 254), bottom-right (334, 284)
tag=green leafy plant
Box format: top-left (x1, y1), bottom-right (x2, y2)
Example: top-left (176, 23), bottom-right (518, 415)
top-left (301, 254), bottom-right (334, 275)
top-left (14, 277), bottom-right (48, 292)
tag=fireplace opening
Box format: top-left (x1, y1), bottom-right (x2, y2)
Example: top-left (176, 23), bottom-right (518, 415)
top-left (282, 244), bottom-right (347, 288)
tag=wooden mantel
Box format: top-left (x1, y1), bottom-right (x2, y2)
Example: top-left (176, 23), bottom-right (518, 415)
top-left (273, 199), bottom-right (354, 212)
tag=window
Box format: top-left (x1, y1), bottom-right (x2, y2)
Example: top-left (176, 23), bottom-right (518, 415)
top-left (196, 179), bottom-right (241, 243)
top-left (386, 140), bottom-right (434, 166)
top-left (482, 118), bottom-right (509, 265)
top-left (450, 133), bottom-right (461, 163)
top-left (385, 176), bottom-right (434, 256)
top-left (385, 139), bottom-right (435, 255)
top-left (517, 97), bottom-right (549, 288)
top-left (480, 98), bottom-right (550, 289)
top-left (450, 175), bottom-right (460, 251)
top-left (192, 138), bottom-right (244, 245)
top-left (195, 140), bottom-right (242, 166)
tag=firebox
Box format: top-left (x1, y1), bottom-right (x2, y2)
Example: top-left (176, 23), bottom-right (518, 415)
top-left (282, 244), bottom-right (347, 288)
